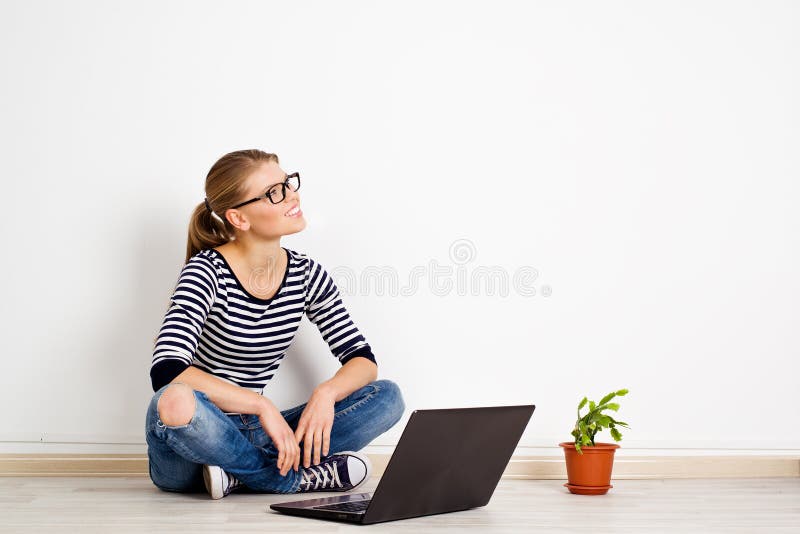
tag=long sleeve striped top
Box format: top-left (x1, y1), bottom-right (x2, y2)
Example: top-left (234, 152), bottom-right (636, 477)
top-left (149, 247), bottom-right (376, 411)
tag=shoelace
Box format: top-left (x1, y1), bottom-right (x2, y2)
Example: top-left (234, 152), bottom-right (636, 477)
top-left (299, 459), bottom-right (343, 491)
top-left (224, 471), bottom-right (243, 494)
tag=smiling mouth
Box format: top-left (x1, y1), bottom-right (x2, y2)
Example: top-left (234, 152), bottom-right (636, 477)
top-left (285, 205), bottom-right (302, 217)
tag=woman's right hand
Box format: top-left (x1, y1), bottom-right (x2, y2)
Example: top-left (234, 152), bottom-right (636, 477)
top-left (258, 401), bottom-right (301, 476)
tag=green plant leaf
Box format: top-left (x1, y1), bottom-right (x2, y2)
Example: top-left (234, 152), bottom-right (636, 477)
top-left (606, 415), bottom-right (629, 427)
top-left (589, 400), bottom-right (596, 411)
top-left (610, 427), bottom-right (622, 441)
top-left (598, 391), bottom-right (616, 406)
top-left (606, 417), bottom-right (630, 432)
top-left (616, 389), bottom-right (629, 396)
top-left (578, 397), bottom-right (587, 410)
top-left (597, 415), bottom-right (612, 427)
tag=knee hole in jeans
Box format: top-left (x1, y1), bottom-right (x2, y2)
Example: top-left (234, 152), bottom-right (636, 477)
top-left (157, 382), bottom-right (197, 426)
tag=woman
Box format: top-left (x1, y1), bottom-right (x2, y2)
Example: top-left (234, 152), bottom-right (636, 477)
top-left (145, 149), bottom-right (405, 499)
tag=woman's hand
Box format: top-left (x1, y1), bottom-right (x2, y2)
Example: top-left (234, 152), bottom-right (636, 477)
top-left (294, 386), bottom-right (337, 469)
top-left (258, 401), bottom-right (301, 477)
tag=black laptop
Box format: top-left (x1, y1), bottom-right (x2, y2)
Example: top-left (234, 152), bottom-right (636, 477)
top-left (269, 404), bottom-right (535, 525)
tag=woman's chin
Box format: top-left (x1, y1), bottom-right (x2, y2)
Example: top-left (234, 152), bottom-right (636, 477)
top-left (283, 219), bottom-right (307, 235)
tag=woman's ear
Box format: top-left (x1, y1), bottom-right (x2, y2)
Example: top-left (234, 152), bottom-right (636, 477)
top-left (224, 209), bottom-right (250, 232)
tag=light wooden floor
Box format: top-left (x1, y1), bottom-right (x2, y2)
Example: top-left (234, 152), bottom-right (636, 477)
top-left (1, 476), bottom-right (798, 533)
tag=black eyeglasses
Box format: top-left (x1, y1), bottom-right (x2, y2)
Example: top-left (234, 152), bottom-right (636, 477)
top-left (230, 172), bottom-right (301, 209)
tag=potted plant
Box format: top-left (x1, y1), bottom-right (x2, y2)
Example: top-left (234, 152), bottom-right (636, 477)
top-left (559, 388), bottom-right (630, 495)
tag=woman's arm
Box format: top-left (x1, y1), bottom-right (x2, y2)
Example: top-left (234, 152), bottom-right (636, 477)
top-left (293, 256), bottom-right (381, 467)
top-left (315, 356), bottom-right (379, 402)
top-left (169, 365), bottom-right (275, 415)
top-left (294, 356), bottom-right (378, 468)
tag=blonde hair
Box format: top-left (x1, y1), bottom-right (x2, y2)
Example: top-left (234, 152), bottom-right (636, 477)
top-left (185, 149), bottom-right (279, 264)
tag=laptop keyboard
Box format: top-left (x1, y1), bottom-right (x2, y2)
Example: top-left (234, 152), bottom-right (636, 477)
top-left (313, 499), bottom-right (371, 513)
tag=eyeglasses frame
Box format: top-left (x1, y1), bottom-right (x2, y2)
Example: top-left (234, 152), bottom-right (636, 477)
top-left (229, 172), bottom-right (301, 209)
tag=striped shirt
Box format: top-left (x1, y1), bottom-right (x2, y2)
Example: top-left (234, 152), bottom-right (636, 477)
top-left (149, 247), bottom-right (376, 412)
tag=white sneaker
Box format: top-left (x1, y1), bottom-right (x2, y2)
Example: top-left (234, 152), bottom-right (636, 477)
top-left (203, 464), bottom-right (244, 499)
top-left (295, 451), bottom-right (372, 493)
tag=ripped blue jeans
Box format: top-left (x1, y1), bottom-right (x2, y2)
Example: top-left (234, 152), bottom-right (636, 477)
top-left (145, 379), bottom-right (405, 494)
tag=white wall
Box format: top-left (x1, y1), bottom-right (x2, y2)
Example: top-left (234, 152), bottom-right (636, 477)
top-left (1, 0), bottom-right (797, 456)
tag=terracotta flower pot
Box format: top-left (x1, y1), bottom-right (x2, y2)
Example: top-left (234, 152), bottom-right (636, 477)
top-left (559, 441), bottom-right (620, 495)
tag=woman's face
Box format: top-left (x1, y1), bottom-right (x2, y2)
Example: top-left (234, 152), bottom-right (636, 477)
top-left (226, 160), bottom-right (306, 238)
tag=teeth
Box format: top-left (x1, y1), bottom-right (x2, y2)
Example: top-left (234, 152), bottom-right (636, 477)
top-left (285, 206), bottom-right (299, 216)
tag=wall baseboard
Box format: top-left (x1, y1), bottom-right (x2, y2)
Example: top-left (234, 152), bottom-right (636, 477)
top-left (1, 453), bottom-right (797, 478)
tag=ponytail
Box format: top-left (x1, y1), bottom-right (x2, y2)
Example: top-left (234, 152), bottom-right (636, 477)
top-left (185, 200), bottom-right (233, 264)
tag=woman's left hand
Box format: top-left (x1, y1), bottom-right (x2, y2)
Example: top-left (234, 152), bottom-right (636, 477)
top-left (294, 386), bottom-right (337, 469)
